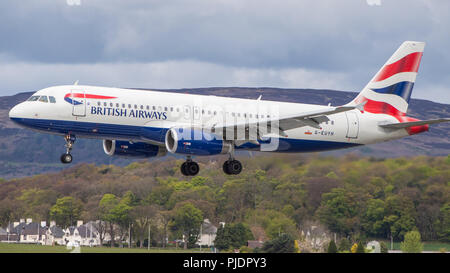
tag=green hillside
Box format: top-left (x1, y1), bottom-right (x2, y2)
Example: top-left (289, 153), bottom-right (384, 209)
top-left (0, 154), bottom-right (449, 252)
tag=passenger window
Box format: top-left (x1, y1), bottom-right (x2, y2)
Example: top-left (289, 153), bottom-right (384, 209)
top-left (49, 96), bottom-right (56, 103)
top-left (39, 96), bottom-right (48, 103)
top-left (146, 105), bottom-right (149, 110)
top-left (98, 102), bottom-right (101, 106)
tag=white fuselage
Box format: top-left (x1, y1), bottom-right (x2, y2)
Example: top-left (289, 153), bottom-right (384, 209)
top-left (9, 85), bottom-right (410, 153)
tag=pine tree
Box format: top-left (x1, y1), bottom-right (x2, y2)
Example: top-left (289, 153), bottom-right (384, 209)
top-left (338, 238), bottom-right (351, 252)
top-left (400, 231), bottom-right (423, 253)
top-left (327, 240), bottom-right (338, 253)
top-left (356, 242), bottom-right (365, 253)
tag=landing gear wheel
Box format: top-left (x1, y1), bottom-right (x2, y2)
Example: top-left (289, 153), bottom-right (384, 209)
top-left (181, 162), bottom-right (188, 176)
top-left (223, 161), bottom-right (231, 175)
top-left (223, 160), bottom-right (242, 175)
top-left (187, 161), bottom-right (199, 176)
top-left (181, 161), bottom-right (200, 176)
top-left (60, 153), bottom-right (73, 164)
top-left (60, 134), bottom-right (76, 164)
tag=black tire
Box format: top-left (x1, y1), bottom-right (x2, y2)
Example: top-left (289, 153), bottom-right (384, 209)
top-left (229, 160), bottom-right (242, 175)
top-left (186, 162), bottom-right (200, 176)
top-left (181, 162), bottom-right (189, 176)
top-left (223, 161), bottom-right (231, 175)
top-left (60, 153), bottom-right (72, 164)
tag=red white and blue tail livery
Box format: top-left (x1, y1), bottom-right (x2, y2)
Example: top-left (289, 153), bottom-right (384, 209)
top-left (9, 41), bottom-right (450, 176)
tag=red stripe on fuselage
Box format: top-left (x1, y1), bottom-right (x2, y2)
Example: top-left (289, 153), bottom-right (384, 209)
top-left (373, 52), bottom-right (423, 82)
top-left (64, 93), bottom-right (117, 99)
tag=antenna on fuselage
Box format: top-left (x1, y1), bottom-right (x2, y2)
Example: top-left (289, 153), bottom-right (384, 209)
top-left (73, 80), bottom-right (79, 86)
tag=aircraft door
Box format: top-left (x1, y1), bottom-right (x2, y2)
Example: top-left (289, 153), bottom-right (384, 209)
top-left (345, 112), bottom-right (359, 138)
top-left (71, 89), bottom-right (86, 117)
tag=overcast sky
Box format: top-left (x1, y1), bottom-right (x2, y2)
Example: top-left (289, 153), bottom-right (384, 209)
top-left (1, 0), bottom-right (449, 103)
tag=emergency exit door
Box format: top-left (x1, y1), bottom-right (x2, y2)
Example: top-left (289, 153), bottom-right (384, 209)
top-left (345, 112), bottom-right (359, 138)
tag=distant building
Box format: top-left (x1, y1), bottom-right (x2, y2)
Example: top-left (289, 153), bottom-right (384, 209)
top-left (197, 219), bottom-right (218, 247)
top-left (20, 222), bottom-right (47, 243)
top-left (44, 222), bottom-right (65, 246)
top-left (63, 221), bottom-right (101, 247)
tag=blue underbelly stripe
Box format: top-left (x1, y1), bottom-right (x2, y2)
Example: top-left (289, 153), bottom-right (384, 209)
top-left (10, 117), bottom-right (361, 153)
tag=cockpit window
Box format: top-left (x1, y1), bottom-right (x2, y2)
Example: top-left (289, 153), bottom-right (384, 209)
top-left (39, 96), bottom-right (48, 103)
top-left (27, 96), bottom-right (40, 101)
top-left (49, 96), bottom-right (56, 103)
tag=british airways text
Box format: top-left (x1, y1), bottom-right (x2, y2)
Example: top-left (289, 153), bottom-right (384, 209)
top-left (90, 106), bottom-right (167, 120)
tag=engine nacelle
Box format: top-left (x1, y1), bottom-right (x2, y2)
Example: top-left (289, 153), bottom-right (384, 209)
top-left (103, 140), bottom-right (167, 158)
top-left (165, 127), bottom-right (231, 155)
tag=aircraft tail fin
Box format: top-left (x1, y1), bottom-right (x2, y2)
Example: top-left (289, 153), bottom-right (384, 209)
top-left (348, 41), bottom-right (425, 116)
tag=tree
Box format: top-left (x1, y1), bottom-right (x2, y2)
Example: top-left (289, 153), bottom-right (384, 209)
top-left (383, 195), bottom-right (416, 240)
top-left (327, 240), bottom-right (338, 253)
top-left (338, 238), bottom-right (351, 252)
top-left (400, 231), bottom-right (423, 253)
top-left (356, 242), bottom-right (365, 253)
top-left (317, 188), bottom-right (362, 236)
top-left (380, 241), bottom-right (388, 253)
top-left (49, 196), bottom-right (82, 228)
top-left (436, 203), bottom-right (450, 242)
top-left (261, 234), bottom-right (295, 253)
top-left (99, 194), bottom-right (119, 247)
top-left (362, 199), bottom-right (386, 237)
top-left (351, 243), bottom-right (358, 253)
top-left (171, 203), bottom-right (203, 249)
top-left (214, 223), bottom-right (253, 251)
top-left (214, 224), bottom-right (230, 251)
top-left (131, 204), bottom-right (158, 248)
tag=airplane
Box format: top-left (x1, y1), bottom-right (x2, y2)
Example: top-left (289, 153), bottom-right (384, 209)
top-left (8, 41), bottom-right (450, 176)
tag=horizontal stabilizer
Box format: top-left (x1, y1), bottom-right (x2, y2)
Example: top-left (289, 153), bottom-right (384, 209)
top-left (379, 118), bottom-right (450, 129)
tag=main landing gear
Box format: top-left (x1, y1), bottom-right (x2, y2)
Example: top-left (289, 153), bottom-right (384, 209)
top-left (180, 155), bottom-right (243, 176)
top-left (223, 159), bottom-right (242, 175)
top-left (60, 134), bottom-right (75, 164)
top-left (180, 156), bottom-right (200, 176)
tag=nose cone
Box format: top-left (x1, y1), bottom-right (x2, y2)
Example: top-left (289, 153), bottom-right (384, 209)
top-left (9, 103), bottom-right (27, 123)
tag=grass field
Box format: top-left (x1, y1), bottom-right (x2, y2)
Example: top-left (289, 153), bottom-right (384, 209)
top-left (380, 241), bottom-right (450, 252)
top-left (0, 243), bottom-right (209, 253)
top-left (1, 242), bottom-right (449, 253)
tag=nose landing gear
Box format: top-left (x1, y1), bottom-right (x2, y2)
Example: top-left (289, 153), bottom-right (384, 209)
top-left (60, 134), bottom-right (75, 164)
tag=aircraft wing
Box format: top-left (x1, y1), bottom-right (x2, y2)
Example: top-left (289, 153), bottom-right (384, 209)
top-left (379, 118), bottom-right (450, 129)
top-left (210, 104), bottom-right (362, 138)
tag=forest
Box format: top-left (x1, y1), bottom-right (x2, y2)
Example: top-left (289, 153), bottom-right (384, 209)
top-left (0, 153), bottom-right (448, 251)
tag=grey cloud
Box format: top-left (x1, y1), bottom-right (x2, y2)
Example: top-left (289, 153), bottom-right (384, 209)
top-left (0, 0), bottom-right (449, 103)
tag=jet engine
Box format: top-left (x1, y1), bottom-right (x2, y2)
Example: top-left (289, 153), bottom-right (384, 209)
top-left (165, 127), bottom-right (232, 155)
top-left (103, 140), bottom-right (167, 158)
